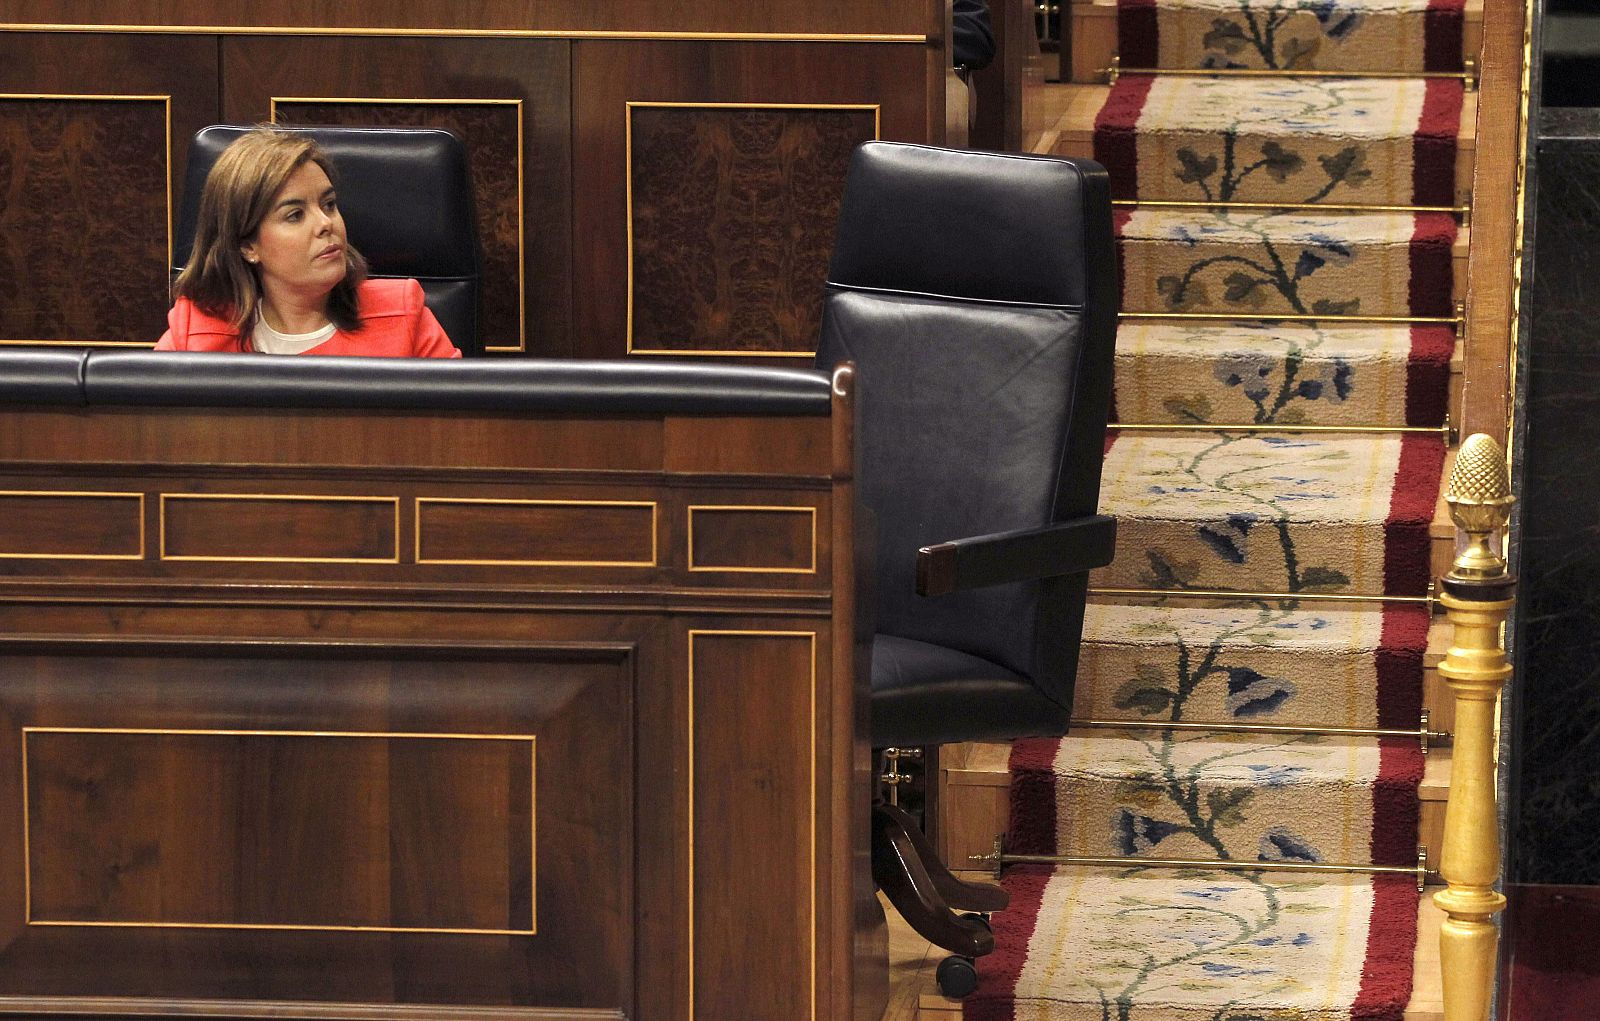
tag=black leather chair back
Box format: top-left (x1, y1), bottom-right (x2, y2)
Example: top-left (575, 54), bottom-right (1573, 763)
top-left (815, 142), bottom-right (1116, 708)
top-left (175, 125), bottom-right (483, 356)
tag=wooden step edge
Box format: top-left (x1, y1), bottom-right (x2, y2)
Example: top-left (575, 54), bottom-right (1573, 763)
top-left (1431, 445), bottom-right (1458, 541)
top-left (907, 890), bottom-right (1447, 1020)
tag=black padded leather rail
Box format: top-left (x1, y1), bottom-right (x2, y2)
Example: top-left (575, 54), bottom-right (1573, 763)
top-left (0, 349), bottom-right (89, 405)
top-left (72, 351), bottom-right (832, 415)
top-left (828, 142), bottom-right (1100, 308)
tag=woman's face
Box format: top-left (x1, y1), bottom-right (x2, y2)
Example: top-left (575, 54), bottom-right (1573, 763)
top-left (240, 160), bottom-right (348, 302)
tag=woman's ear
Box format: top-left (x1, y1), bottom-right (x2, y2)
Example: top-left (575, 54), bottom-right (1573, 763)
top-left (240, 244), bottom-right (258, 265)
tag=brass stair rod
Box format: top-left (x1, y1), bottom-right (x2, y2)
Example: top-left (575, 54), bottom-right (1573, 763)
top-left (1067, 715), bottom-right (1451, 753)
top-left (971, 849), bottom-right (1430, 893)
top-left (1108, 421), bottom-right (1452, 437)
top-left (1120, 311), bottom-right (1460, 324)
top-left (1088, 584), bottom-right (1436, 608)
top-left (1113, 199), bottom-right (1471, 215)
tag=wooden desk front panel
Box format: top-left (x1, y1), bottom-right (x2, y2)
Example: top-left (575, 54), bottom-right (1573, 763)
top-left (0, 403), bottom-right (860, 1021)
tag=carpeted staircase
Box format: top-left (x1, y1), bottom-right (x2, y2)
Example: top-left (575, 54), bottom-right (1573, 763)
top-left (943, 1), bottom-right (1472, 1017)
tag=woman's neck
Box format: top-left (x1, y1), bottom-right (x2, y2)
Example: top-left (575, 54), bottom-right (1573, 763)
top-left (258, 288), bottom-right (332, 335)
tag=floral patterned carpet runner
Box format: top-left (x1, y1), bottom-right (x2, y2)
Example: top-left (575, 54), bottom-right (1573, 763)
top-left (967, 0), bottom-right (1464, 1015)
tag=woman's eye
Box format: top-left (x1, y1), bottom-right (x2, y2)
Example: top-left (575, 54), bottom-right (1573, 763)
top-left (284, 210), bottom-right (302, 222)
top-left (323, 198), bottom-right (338, 212)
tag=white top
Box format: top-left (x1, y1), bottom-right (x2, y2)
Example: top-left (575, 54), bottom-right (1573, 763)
top-left (252, 316), bottom-right (336, 355)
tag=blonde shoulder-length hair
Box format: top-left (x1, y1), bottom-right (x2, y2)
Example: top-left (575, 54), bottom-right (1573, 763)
top-left (173, 127), bottom-right (368, 344)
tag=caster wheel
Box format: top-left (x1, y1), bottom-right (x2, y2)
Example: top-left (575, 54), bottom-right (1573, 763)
top-left (959, 911), bottom-right (993, 934)
top-left (936, 955), bottom-right (979, 999)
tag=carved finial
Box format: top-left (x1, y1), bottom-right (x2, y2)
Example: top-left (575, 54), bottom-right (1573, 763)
top-left (1445, 433), bottom-right (1513, 580)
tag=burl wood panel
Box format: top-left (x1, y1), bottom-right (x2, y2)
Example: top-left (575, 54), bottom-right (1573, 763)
top-left (0, 645), bottom-right (632, 1008)
top-left (628, 105), bottom-right (876, 356)
top-left (26, 730), bottom-right (534, 933)
top-left (417, 498), bottom-right (657, 566)
top-left (160, 495), bottom-right (399, 563)
top-left (274, 100), bottom-right (525, 353)
top-left (689, 505), bottom-right (816, 573)
top-left (690, 630), bottom-right (816, 1021)
top-left (0, 493), bottom-right (142, 559)
top-left (571, 40), bottom-right (931, 359)
top-left (0, 98), bottom-right (168, 344)
top-left (222, 37), bottom-right (571, 356)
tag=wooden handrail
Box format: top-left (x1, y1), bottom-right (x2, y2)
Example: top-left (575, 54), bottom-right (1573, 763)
top-left (1461, 0), bottom-right (1533, 445)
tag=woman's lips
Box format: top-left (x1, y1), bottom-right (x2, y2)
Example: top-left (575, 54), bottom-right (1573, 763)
top-left (315, 244), bottom-right (342, 260)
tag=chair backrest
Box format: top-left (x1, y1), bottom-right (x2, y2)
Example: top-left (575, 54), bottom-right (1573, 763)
top-left (174, 125), bottom-right (483, 356)
top-left (815, 142), bottom-right (1116, 707)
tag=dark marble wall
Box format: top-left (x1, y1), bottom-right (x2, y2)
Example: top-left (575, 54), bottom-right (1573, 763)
top-left (1508, 111), bottom-right (1600, 883)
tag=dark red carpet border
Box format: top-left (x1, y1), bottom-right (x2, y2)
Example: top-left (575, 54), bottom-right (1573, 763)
top-left (1371, 737), bottom-right (1425, 868)
top-left (961, 865), bottom-right (1054, 1021)
top-left (1376, 602), bottom-right (1430, 730)
top-left (1425, 0), bottom-right (1468, 73)
top-left (1384, 434), bottom-right (1447, 597)
top-left (1352, 874), bottom-right (1423, 1020)
top-left (1092, 76), bottom-right (1156, 202)
top-left (1414, 80), bottom-right (1464, 207)
top-left (1408, 212), bottom-right (1459, 318)
top-left (1406, 324), bottom-right (1456, 427)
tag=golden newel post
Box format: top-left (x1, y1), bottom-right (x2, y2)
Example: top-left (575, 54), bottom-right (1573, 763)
top-left (1434, 433), bottom-right (1516, 1021)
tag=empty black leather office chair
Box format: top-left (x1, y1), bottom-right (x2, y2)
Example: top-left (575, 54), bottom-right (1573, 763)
top-left (175, 125), bottom-right (483, 356)
top-left (814, 142), bottom-right (1118, 989)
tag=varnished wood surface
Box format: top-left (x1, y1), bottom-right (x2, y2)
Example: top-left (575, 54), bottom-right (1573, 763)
top-left (569, 39), bottom-right (929, 360)
top-left (0, 390), bottom-right (865, 1021)
top-left (1460, 0), bottom-right (1527, 444)
top-left (0, 34), bottom-right (218, 346)
top-left (0, 1), bottom-right (937, 37)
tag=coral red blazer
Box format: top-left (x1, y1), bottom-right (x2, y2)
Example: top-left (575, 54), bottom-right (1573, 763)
top-left (155, 278), bottom-right (461, 358)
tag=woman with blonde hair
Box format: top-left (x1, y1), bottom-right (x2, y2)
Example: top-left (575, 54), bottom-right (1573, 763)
top-left (157, 127), bottom-right (459, 357)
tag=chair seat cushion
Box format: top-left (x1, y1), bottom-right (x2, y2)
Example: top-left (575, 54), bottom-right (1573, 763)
top-left (870, 634), bottom-right (1070, 748)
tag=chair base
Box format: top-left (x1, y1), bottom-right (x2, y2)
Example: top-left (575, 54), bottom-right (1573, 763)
top-left (872, 801), bottom-right (1009, 958)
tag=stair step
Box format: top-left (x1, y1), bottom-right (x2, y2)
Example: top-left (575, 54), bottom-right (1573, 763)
top-left (938, 743), bottom-right (1449, 888)
top-left (1117, 207), bottom-right (1462, 318)
top-left (906, 878), bottom-right (1447, 1019)
top-left (1096, 431), bottom-right (1445, 595)
top-left (1065, 0), bottom-right (1485, 87)
top-left (1076, 599), bottom-right (1430, 729)
top-left (1011, 730), bottom-right (1422, 866)
top-left (1036, 82), bottom-right (1476, 206)
top-left (1100, 75), bottom-right (1464, 206)
top-left (1112, 320), bottom-right (1453, 427)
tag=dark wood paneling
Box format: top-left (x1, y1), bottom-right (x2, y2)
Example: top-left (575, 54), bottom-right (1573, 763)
top-left (0, 33), bottom-right (219, 346)
top-left (0, 493), bottom-right (142, 558)
top-left (572, 40), bottom-right (931, 360)
top-left (274, 100), bottom-right (527, 353)
top-left (160, 495), bottom-right (398, 563)
top-left (628, 105), bottom-right (875, 356)
top-left (27, 730), bottom-right (532, 932)
top-left (0, 644), bottom-right (633, 1008)
top-left (417, 498), bottom-right (656, 566)
top-left (0, 98), bottom-right (166, 343)
top-left (689, 630), bottom-right (816, 1021)
top-left (689, 505), bottom-right (817, 573)
top-left (221, 37), bottom-right (572, 356)
top-left (0, 2), bottom-right (936, 35)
